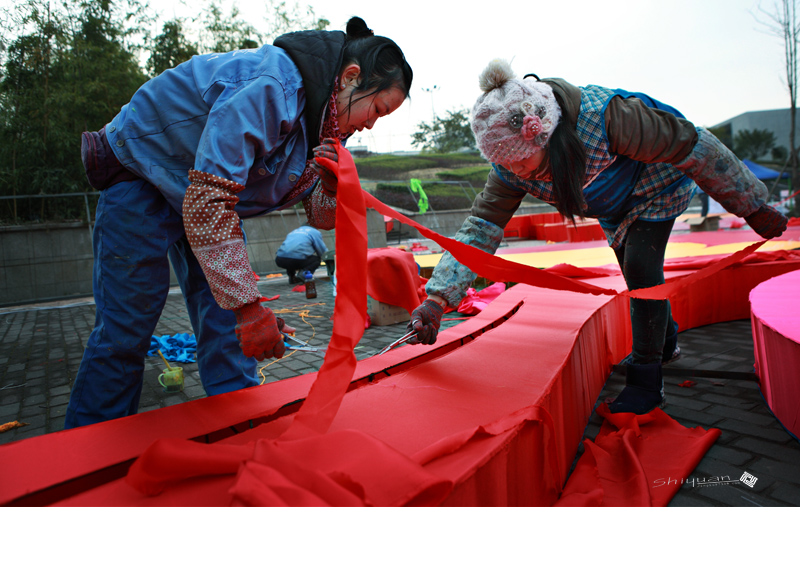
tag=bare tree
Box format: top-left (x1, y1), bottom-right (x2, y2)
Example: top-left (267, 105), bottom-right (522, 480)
top-left (756, 1), bottom-right (799, 206)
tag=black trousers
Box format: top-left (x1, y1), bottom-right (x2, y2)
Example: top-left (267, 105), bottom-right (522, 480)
top-left (275, 255), bottom-right (322, 278)
top-left (613, 218), bottom-right (678, 365)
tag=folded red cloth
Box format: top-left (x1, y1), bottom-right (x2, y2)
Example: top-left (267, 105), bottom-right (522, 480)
top-left (555, 404), bottom-right (720, 507)
top-left (366, 247), bottom-right (426, 314)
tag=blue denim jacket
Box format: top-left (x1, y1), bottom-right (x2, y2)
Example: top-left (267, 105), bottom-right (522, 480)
top-left (106, 45), bottom-right (311, 217)
top-left (276, 225), bottom-right (328, 260)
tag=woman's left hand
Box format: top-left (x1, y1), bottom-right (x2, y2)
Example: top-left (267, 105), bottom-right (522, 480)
top-left (310, 138), bottom-right (339, 197)
top-left (745, 204), bottom-right (788, 239)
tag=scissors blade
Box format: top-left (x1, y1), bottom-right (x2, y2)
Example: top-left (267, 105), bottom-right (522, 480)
top-left (373, 331), bottom-right (416, 357)
top-left (286, 345), bottom-right (324, 352)
top-left (284, 334), bottom-right (327, 353)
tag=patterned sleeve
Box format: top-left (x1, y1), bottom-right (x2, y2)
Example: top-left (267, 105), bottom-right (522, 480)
top-left (424, 216), bottom-right (505, 308)
top-left (302, 182), bottom-right (337, 230)
top-left (183, 169), bottom-right (261, 310)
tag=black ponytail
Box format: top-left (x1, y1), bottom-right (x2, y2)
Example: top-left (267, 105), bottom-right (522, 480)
top-left (346, 16), bottom-right (374, 39)
top-left (548, 87), bottom-right (586, 221)
top-left (340, 17), bottom-right (413, 115)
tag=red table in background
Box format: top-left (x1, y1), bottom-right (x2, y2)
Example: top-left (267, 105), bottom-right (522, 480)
top-left (750, 269), bottom-right (800, 439)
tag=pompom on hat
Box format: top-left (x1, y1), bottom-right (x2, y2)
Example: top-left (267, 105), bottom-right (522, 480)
top-left (471, 59), bottom-right (561, 165)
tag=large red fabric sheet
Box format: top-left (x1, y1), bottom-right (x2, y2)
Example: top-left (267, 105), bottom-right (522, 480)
top-left (1, 141), bottom-right (799, 507)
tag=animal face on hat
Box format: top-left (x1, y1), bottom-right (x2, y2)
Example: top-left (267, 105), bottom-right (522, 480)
top-left (471, 59), bottom-right (561, 166)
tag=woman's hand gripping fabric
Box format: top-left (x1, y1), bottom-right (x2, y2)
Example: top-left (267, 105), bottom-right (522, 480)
top-left (310, 138), bottom-right (339, 197)
top-left (407, 299), bottom-right (445, 345)
top-left (233, 301), bottom-right (287, 360)
top-left (745, 204), bottom-right (788, 239)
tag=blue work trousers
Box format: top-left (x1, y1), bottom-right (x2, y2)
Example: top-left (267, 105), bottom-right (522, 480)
top-left (65, 179), bottom-right (258, 428)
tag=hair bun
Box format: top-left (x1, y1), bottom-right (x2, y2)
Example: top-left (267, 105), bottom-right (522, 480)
top-left (478, 59), bottom-right (515, 93)
top-left (346, 16), bottom-right (374, 39)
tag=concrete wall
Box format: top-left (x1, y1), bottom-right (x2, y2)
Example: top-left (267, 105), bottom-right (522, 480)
top-left (0, 208), bottom-right (389, 307)
top-left (0, 198), bottom-right (557, 306)
top-left (0, 222), bottom-right (95, 306)
top-left (390, 202), bottom-right (556, 239)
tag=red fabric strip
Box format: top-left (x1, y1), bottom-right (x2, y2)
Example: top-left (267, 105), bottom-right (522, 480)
top-left (279, 142), bottom-right (368, 440)
top-left (284, 142), bottom-right (769, 442)
top-left (627, 240), bottom-right (767, 301)
top-left (363, 188), bottom-right (770, 303)
top-left (364, 191), bottom-right (618, 297)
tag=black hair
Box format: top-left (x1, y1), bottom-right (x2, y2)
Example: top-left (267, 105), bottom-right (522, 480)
top-left (547, 86), bottom-right (587, 221)
top-left (339, 17), bottom-right (413, 116)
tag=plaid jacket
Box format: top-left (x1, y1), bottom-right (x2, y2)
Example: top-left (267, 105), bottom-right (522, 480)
top-left (495, 84), bottom-right (696, 248)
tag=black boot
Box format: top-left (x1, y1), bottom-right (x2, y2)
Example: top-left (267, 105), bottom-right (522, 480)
top-left (661, 319), bottom-right (680, 364)
top-left (608, 363), bottom-right (665, 415)
top-left (662, 333), bottom-right (681, 365)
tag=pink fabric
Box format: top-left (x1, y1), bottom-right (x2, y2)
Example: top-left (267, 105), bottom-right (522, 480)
top-left (750, 269), bottom-right (800, 438)
top-left (456, 282), bottom-right (506, 315)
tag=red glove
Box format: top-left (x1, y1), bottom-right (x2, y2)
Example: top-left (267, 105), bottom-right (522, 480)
top-left (310, 138), bottom-right (339, 197)
top-left (745, 204), bottom-right (788, 239)
top-left (233, 301), bottom-right (286, 360)
top-left (407, 299), bottom-right (445, 345)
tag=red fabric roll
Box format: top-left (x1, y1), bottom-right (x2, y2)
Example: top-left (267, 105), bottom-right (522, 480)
top-left (366, 247), bottom-right (426, 314)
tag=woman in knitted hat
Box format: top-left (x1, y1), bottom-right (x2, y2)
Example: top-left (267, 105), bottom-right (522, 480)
top-left (66, 17), bottom-right (412, 429)
top-left (408, 59), bottom-right (787, 415)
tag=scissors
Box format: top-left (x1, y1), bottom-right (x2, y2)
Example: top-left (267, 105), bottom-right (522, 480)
top-left (372, 330), bottom-right (417, 357)
top-left (283, 334), bottom-right (327, 353)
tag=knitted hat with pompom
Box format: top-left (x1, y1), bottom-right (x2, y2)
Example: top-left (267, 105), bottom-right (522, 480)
top-left (471, 59), bottom-right (561, 165)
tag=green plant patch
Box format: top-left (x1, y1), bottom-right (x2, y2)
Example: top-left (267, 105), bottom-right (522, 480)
top-left (353, 153), bottom-right (487, 179)
top-left (435, 166), bottom-right (492, 182)
top-left (373, 182), bottom-right (475, 211)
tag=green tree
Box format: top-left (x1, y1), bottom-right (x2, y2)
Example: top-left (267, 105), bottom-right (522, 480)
top-left (0, 0), bottom-right (332, 224)
top-left (199, 1), bottom-right (262, 52)
top-left (756, 0), bottom-right (799, 214)
top-left (412, 108), bottom-right (476, 154)
top-left (0, 0), bottom-right (149, 222)
top-left (147, 19), bottom-right (199, 76)
top-left (0, 0), bottom-right (63, 219)
top-left (708, 124), bottom-right (734, 150)
top-left (263, 0), bottom-right (329, 40)
top-left (772, 145), bottom-right (789, 161)
top-left (733, 128), bottom-right (776, 160)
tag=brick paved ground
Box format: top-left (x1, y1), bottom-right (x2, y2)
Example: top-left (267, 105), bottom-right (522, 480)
top-left (1, 272), bottom-right (798, 506)
top-left (587, 321), bottom-right (800, 506)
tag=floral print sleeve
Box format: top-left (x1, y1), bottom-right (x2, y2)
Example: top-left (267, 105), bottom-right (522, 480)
top-left (425, 216), bottom-right (505, 308)
top-left (183, 170), bottom-right (261, 310)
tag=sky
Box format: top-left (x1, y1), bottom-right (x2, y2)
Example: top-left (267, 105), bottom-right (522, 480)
top-left (4, 0), bottom-right (792, 153)
top-left (291, 0), bottom-right (790, 153)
